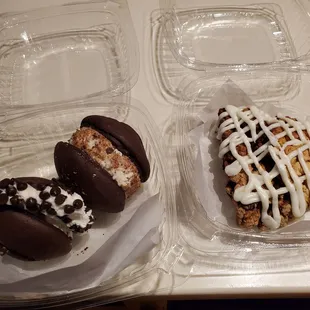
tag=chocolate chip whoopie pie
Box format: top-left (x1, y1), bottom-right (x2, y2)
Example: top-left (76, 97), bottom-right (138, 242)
top-left (0, 177), bottom-right (94, 261)
top-left (54, 115), bottom-right (150, 213)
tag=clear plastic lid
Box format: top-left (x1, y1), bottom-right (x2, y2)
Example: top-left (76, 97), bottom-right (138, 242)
top-left (0, 0), bottom-right (139, 108)
top-left (173, 69), bottom-right (310, 276)
top-left (159, 0), bottom-right (310, 70)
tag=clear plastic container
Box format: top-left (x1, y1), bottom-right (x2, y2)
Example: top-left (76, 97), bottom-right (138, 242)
top-left (160, 0), bottom-right (310, 70)
top-left (148, 9), bottom-right (206, 106)
top-left (0, 1), bottom-right (183, 307)
top-left (149, 3), bottom-right (308, 106)
top-left (0, 98), bottom-right (180, 307)
top-left (174, 69), bottom-right (310, 275)
top-left (0, 0), bottom-right (139, 108)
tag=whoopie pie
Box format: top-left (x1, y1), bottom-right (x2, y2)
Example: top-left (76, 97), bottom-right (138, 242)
top-left (0, 177), bottom-right (94, 261)
top-left (54, 115), bottom-right (150, 213)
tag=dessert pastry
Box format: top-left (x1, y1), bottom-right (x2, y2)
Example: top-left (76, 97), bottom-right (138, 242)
top-left (217, 105), bottom-right (310, 230)
top-left (54, 115), bottom-right (150, 213)
top-left (0, 177), bottom-right (94, 260)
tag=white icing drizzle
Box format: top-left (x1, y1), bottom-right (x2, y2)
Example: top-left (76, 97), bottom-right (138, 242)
top-left (218, 105), bottom-right (310, 229)
top-left (0, 182), bottom-right (94, 233)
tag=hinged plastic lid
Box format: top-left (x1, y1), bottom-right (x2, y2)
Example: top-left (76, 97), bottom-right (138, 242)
top-left (0, 0), bottom-right (139, 108)
top-left (173, 69), bottom-right (310, 270)
top-left (159, 0), bottom-right (310, 70)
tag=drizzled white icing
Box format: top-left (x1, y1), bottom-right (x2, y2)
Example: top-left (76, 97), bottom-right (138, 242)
top-left (0, 182), bottom-right (94, 233)
top-left (218, 105), bottom-right (310, 229)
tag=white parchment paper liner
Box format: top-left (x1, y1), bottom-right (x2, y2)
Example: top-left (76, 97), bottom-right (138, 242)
top-left (0, 183), bottom-right (161, 294)
top-left (190, 80), bottom-right (310, 234)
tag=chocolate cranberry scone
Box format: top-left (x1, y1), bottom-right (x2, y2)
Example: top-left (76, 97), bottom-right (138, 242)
top-left (217, 105), bottom-right (310, 230)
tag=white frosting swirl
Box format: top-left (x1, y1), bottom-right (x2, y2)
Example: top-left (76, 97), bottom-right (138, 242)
top-left (0, 182), bottom-right (94, 234)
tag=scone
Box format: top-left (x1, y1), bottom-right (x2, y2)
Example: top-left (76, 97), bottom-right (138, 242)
top-left (217, 105), bottom-right (310, 230)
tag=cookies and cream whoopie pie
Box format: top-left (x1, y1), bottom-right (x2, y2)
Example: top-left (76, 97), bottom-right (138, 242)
top-left (0, 177), bottom-right (94, 260)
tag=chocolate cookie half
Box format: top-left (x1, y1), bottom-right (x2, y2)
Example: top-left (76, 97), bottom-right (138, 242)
top-left (0, 177), bottom-right (94, 260)
top-left (54, 115), bottom-right (150, 213)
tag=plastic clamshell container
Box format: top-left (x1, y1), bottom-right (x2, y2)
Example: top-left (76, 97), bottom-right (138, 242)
top-left (148, 8), bottom-right (207, 106)
top-left (160, 0), bottom-right (310, 70)
top-left (0, 1), bottom-right (181, 307)
top-left (0, 98), bottom-right (178, 307)
top-left (174, 69), bottom-right (310, 275)
top-left (0, 0), bottom-right (139, 108)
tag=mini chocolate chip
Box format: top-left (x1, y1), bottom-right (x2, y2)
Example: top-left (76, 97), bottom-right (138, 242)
top-left (62, 216), bottom-right (72, 224)
top-left (39, 191), bottom-right (50, 200)
top-left (40, 201), bottom-right (52, 211)
top-left (37, 183), bottom-right (47, 191)
top-left (16, 182), bottom-right (27, 191)
top-left (0, 245), bottom-right (7, 256)
top-left (26, 198), bottom-right (38, 212)
top-left (0, 179), bottom-right (11, 189)
top-left (47, 208), bottom-right (57, 216)
top-left (50, 186), bottom-right (61, 196)
top-left (64, 205), bottom-right (75, 214)
top-left (55, 194), bottom-right (67, 205)
top-left (74, 225), bottom-right (84, 233)
top-left (16, 199), bottom-right (25, 209)
top-left (10, 195), bottom-right (19, 206)
top-left (0, 193), bottom-right (8, 205)
top-left (73, 199), bottom-right (83, 209)
top-left (6, 185), bottom-right (17, 197)
top-left (106, 147), bottom-right (114, 154)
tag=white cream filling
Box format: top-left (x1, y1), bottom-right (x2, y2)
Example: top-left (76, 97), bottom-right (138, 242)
top-left (87, 138), bottom-right (98, 149)
top-left (97, 155), bottom-right (134, 187)
top-left (0, 182), bottom-right (93, 232)
top-left (111, 170), bottom-right (134, 187)
top-left (86, 137), bottom-right (135, 188)
top-left (71, 135), bottom-right (136, 188)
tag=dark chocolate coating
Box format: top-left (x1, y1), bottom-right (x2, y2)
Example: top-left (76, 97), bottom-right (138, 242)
top-left (81, 115), bottom-right (150, 182)
top-left (0, 208), bottom-right (71, 261)
top-left (54, 142), bottom-right (125, 212)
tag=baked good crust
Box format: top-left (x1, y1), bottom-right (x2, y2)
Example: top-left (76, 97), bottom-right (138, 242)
top-left (217, 106), bottom-right (310, 229)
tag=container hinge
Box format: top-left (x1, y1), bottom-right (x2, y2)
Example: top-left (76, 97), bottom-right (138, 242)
top-left (159, 244), bottom-right (184, 274)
